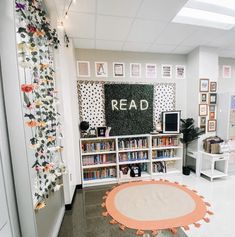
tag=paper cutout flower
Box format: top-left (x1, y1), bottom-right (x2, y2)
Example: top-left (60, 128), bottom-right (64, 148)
top-left (27, 25), bottom-right (37, 33)
top-left (35, 201), bottom-right (46, 210)
top-left (26, 120), bottom-right (37, 127)
top-left (15, 2), bottom-right (26, 10)
top-left (21, 84), bottom-right (34, 93)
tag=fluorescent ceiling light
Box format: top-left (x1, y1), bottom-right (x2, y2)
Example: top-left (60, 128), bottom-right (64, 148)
top-left (195, 0), bottom-right (235, 10)
top-left (173, 7), bottom-right (235, 30)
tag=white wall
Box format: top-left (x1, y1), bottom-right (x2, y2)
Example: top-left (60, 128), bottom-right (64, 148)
top-left (76, 49), bottom-right (187, 118)
top-left (218, 57), bottom-right (235, 93)
top-left (0, 0), bottom-right (38, 236)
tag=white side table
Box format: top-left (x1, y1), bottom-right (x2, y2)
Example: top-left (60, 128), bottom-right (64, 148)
top-left (199, 151), bottom-right (229, 181)
top-left (187, 150), bottom-right (200, 177)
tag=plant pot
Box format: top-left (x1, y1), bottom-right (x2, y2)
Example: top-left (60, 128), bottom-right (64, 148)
top-left (183, 166), bottom-right (190, 176)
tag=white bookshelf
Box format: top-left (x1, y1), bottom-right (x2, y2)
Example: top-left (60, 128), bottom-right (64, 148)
top-left (80, 134), bottom-right (183, 187)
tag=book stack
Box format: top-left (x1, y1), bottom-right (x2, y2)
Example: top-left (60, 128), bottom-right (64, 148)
top-left (152, 136), bottom-right (179, 147)
top-left (83, 167), bottom-right (116, 180)
top-left (118, 137), bottom-right (148, 150)
top-left (152, 149), bottom-right (176, 159)
top-left (82, 140), bottom-right (115, 153)
top-left (82, 154), bottom-right (116, 166)
top-left (119, 151), bottom-right (148, 162)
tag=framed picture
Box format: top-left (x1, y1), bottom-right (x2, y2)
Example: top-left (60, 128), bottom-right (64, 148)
top-left (113, 62), bottom-right (125, 77)
top-left (209, 111), bottom-right (216, 119)
top-left (223, 65), bottom-right (231, 79)
top-left (200, 116), bottom-right (206, 126)
top-left (95, 62), bottom-right (108, 77)
top-left (200, 93), bottom-right (208, 104)
top-left (200, 78), bottom-right (209, 92)
top-left (88, 127), bottom-right (97, 137)
top-left (209, 105), bottom-right (216, 112)
top-left (175, 65), bottom-right (186, 79)
top-left (77, 61), bottom-right (90, 77)
top-left (161, 65), bottom-right (172, 79)
top-left (130, 63), bottom-right (141, 78)
top-left (200, 125), bottom-right (206, 133)
top-left (199, 104), bottom-right (208, 116)
top-left (146, 64), bottom-right (157, 78)
top-left (209, 93), bottom-right (217, 104)
top-left (210, 82), bottom-right (217, 92)
top-left (97, 126), bottom-right (106, 137)
top-left (208, 120), bottom-right (217, 132)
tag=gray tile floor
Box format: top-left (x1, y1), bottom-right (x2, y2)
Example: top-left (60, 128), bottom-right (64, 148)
top-left (58, 185), bottom-right (187, 237)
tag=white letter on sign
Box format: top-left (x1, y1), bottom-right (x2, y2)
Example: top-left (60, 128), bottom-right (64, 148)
top-left (140, 100), bottom-right (148, 110)
top-left (120, 99), bottom-right (127, 110)
top-left (111, 100), bottom-right (118, 110)
top-left (129, 100), bottom-right (137, 110)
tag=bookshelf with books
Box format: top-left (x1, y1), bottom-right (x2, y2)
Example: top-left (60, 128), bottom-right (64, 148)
top-left (80, 134), bottom-right (182, 187)
top-left (151, 134), bottom-right (183, 176)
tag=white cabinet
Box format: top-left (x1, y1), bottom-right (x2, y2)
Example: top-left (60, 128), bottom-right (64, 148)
top-left (200, 151), bottom-right (229, 181)
top-left (80, 134), bottom-right (183, 187)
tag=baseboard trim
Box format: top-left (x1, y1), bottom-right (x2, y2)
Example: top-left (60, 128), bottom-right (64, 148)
top-left (51, 206), bottom-right (65, 237)
top-left (76, 184), bottom-right (82, 189)
top-left (65, 184), bottom-right (82, 210)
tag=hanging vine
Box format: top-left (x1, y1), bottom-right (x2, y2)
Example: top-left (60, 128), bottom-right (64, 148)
top-left (15, 0), bottom-right (66, 209)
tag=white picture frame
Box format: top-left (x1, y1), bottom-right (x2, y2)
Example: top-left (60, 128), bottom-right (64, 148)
top-left (175, 65), bottom-right (186, 79)
top-left (161, 64), bottom-right (172, 79)
top-left (77, 61), bottom-right (90, 77)
top-left (113, 62), bottom-right (125, 77)
top-left (95, 62), bottom-right (108, 77)
top-left (130, 63), bottom-right (141, 78)
top-left (145, 64), bottom-right (157, 78)
top-left (223, 65), bottom-right (232, 79)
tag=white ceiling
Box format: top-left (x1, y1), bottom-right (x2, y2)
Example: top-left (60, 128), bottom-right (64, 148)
top-left (51, 0), bottom-right (235, 57)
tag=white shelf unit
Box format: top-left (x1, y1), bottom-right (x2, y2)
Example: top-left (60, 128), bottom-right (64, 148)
top-left (200, 151), bottom-right (229, 181)
top-left (80, 134), bottom-right (183, 187)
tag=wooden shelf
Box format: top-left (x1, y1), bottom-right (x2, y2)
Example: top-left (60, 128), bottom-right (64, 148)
top-left (80, 134), bottom-right (183, 187)
top-left (82, 163), bottom-right (117, 169)
top-left (152, 157), bottom-right (182, 162)
top-left (118, 148), bottom-right (149, 152)
top-left (83, 177), bottom-right (117, 187)
top-left (152, 146), bottom-right (182, 150)
top-left (201, 169), bottom-right (227, 179)
top-left (119, 160), bottom-right (150, 165)
top-left (81, 150), bottom-right (116, 155)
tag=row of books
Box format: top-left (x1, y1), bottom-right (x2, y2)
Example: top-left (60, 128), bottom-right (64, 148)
top-left (118, 138), bottom-right (148, 150)
top-left (152, 149), bottom-right (176, 159)
top-left (82, 154), bottom-right (116, 166)
top-left (119, 151), bottom-right (148, 162)
top-left (82, 141), bottom-right (115, 153)
top-left (152, 137), bottom-right (179, 147)
top-left (152, 161), bottom-right (176, 173)
top-left (83, 167), bottom-right (116, 180)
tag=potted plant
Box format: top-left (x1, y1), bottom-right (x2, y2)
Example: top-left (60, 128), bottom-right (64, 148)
top-left (180, 118), bottom-right (204, 175)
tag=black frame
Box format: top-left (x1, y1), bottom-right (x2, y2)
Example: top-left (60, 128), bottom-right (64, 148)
top-left (97, 126), bottom-right (106, 137)
top-left (162, 111), bottom-right (181, 134)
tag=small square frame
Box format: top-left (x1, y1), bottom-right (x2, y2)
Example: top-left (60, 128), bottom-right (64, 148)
top-left (208, 120), bottom-right (217, 132)
top-left (200, 78), bottom-right (209, 92)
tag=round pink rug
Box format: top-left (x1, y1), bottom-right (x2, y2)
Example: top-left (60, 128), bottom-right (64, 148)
top-left (102, 180), bottom-right (213, 236)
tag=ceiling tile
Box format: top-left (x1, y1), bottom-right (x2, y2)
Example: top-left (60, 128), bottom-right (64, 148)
top-left (96, 40), bottom-right (123, 50)
top-left (180, 27), bottom-right (224, 46)
top-left (122, 42), bottom-right (150, 52)
top-left (96, 15), bottom-right (132, 41)
top-left (64, 12), bottom-right (95, 38)
top-left (147, 44), bottom-right (177, 53)
top-left (69, 0), bottom-right (96, 13)
top-left (73, 38), bottom-right (95, 48)
top-left (172, 45), bottom-right (195, 54)
top-left (137, 0), bottom-right (188, 22)
top-left (127, 19), bottom-right (166, 43)
top-left (155, 23), bottom-right (195, 45)
top-left (97, 0), bottom-right (142, 17)
top-left (206, 32), bottom-right (235, 48)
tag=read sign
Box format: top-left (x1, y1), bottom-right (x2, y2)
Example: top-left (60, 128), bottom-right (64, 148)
top-left (104, 84), bottom-right (153, 135)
